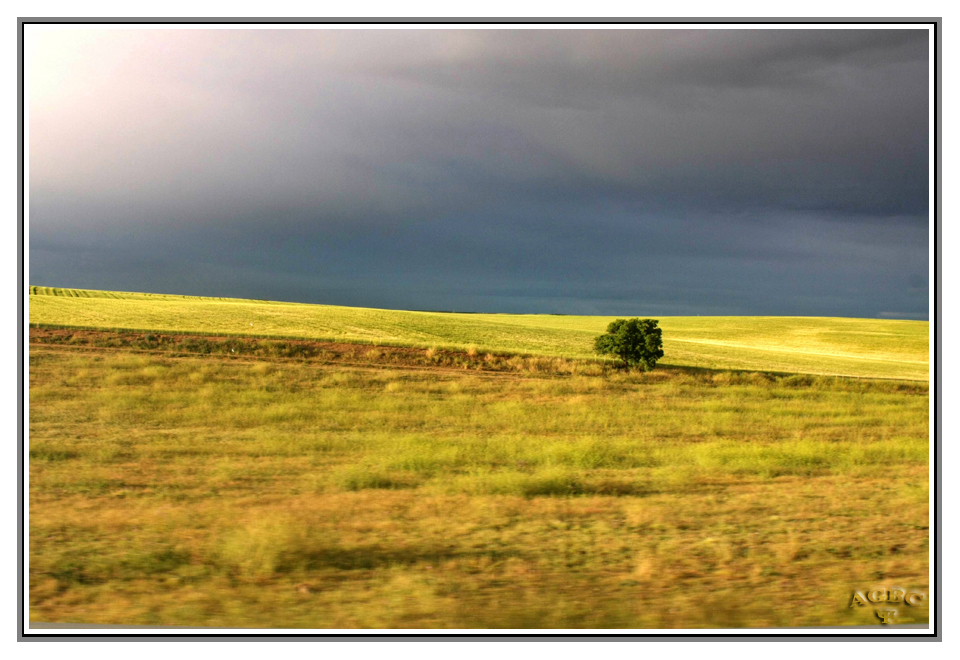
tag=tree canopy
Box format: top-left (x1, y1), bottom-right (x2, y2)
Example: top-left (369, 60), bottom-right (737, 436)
top-left (594, 318), bottom-right (664, 371)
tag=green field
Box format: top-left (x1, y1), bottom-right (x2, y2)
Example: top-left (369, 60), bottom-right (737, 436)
top-left (29, 287), bottom-right (929, 380)
top-left (27, 286), bottom-right (930, 628)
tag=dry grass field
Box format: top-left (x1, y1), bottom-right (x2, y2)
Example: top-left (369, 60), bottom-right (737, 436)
top-left (28, 331), bottom-right (929, 628)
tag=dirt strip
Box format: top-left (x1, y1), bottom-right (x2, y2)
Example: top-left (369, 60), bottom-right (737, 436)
top-left (28, 327), bottom-right (612, 378)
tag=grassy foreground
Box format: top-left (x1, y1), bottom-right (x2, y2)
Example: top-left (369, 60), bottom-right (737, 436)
top-left (29, 287), bottom-right (928, 380)
top-left (28, 345), bottom-right (929, 628)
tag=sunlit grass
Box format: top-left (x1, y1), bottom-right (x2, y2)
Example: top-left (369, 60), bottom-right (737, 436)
top-left (30, 286), bottom-right (928, 380)
top-left (29, 349), bottom-right (929, 628)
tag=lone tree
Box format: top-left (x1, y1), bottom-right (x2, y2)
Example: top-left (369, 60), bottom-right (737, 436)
top-left (594, 318), bottom-right (664, 371)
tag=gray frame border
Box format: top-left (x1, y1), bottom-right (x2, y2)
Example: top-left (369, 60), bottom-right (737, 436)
top-left (16, 15), bottom-right (942, 642)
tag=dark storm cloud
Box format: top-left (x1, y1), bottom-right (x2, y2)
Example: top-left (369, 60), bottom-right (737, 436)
top-left (28, 27), bottom-right (930, 317)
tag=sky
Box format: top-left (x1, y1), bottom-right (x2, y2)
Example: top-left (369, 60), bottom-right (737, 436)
top-left (27, 27), bottom-right (931, 318)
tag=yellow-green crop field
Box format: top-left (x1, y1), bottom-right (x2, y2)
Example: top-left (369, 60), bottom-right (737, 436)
top-left (29, 287), bottom-right (928, 381)
top-left (27, 287), bottom-right (930, 628)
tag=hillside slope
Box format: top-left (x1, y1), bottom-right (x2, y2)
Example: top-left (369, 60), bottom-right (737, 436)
top-left (29, 287), bottom-right (928, 380)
